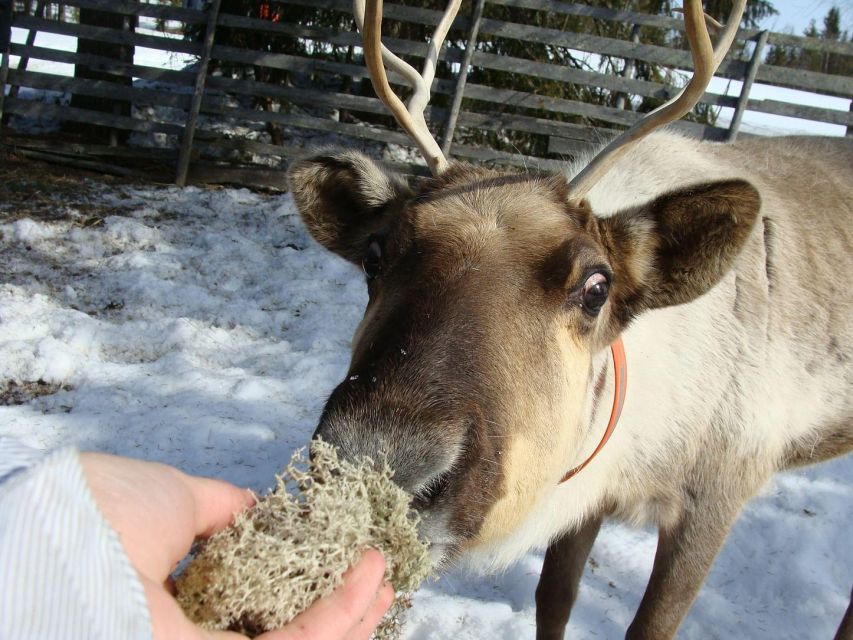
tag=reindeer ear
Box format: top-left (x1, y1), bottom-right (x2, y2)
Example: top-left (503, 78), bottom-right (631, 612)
top-left (287, 150), bottom-right (413, 263)
top-left (599, 179), bottom-right (761, 320)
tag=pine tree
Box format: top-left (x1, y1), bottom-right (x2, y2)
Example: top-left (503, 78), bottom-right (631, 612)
top-left (765, 6), bottom-right (851, 77)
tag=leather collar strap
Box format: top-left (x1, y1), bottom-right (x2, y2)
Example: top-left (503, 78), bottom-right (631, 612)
top-left (559, 337), bottom-right (627, 484)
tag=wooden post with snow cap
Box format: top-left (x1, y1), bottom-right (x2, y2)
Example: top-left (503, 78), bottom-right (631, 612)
top-left (175, 0), bottom-right (222, 187)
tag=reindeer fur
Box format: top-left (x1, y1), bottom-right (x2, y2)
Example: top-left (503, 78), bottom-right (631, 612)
top-left (288, 131), bottom-right (852, 639)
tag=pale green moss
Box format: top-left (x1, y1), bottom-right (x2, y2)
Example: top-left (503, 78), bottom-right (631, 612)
top-left (175, 441), bottom-right (432, 638)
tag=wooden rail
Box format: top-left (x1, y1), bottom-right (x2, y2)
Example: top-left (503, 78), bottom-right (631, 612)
top-left (0, 0), bottom-right (850, 189)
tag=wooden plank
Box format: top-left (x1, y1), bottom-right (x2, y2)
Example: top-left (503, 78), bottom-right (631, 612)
top-left (176, 0), bottom-right (220, 187)
top-left (766, 31), bottom-right (853, 56)
top-left (56, 0), bottom-right (208, 26)
top-left (3, 135), bottom-right (177, 159)
top-left (187, 163), bottom-right (290, 191)
top-left (221, 0), bottom-right (469, 35)
top-left (462, 83), bottom-right (636, 127)
top-left (728, 30), bottom-right (769, 142)
top-left (475, 17), bottom-right (748, 74)
top-left (9, 42), bottom-right (197, 85)
top-left (453, 108), bottom-right (614, 141)
top-left (12, 14), bottom-right (203, 56)
top-left (489, 0), bottom-right (682, 31)
top-left (195, 134), bottom-right (433, 177)
top-left (548, 135), bottom-right (598, 157)
top-left (448, 142), bottom-right (568, 171)
top-left (547, 135), bottom-right (596, 157)
top-left (754, 63), bottom-right (853, 97)
top-left (199, 103), bottom-right (417, 148)
top-left (744, 99), bottom-right (853, 126)
top-left (194, 133), bottom-right (306, 160)
top-left (4, 97), bottom-right (184, 134)
top-left (489, 0), bottom-right (853, 56)
top-left (9, 68), bottom-right (195, 110)
top-left (11, 146), bottom-right (137, 175)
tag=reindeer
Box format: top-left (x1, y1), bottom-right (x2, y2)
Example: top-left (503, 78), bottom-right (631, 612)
top-left (287, 1), bottom-right (853, 637)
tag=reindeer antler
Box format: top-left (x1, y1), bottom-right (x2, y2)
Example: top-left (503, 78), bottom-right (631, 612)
top-left (354, 0), bottom-right (462, 175)
top-left (567, 0), bottom-right (746, 203)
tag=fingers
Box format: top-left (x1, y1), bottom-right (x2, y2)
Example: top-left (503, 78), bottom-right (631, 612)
top-left (184, 474), bottom-right (256, 538)
top-left (258, 549), bottom-right (393, 640)
top-left (344, 581), bottom-right (395, 640)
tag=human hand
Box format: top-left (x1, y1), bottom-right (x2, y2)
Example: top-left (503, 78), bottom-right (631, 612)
top-left (80, 453), bottom-right (395, 640)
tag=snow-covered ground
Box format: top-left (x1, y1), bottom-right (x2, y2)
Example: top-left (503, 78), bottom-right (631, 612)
top-left (1, 178), bottom-right (850, 639)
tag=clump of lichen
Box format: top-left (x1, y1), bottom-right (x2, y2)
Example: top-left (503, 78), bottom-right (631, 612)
top-left (175, 441), bottom-right (432, 638)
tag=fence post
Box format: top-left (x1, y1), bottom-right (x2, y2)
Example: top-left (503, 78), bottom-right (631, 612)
top-left (0, 0), bottom-right (10, 128)
top-left (175, 0), bottom-right (221, 187)
top-left (7, 0), bottom-right (45, 104)
top-left (726, 30), bottom-right (769, 143)
top-left (614, 23), bottom-right (641, 111)
top-left (441, 0), bottom-right (485, 156)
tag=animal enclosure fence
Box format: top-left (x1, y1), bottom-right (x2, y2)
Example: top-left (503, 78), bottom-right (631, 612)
top-left (0, 0), bottom-right (851, 189)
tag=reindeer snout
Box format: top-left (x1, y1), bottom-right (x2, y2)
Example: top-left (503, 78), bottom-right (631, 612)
top-left (313, 416), bottom-right (446, 494)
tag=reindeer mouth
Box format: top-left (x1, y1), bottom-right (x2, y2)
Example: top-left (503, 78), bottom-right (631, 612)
top-left (409, 467), bottom-right (462, 569)
top-left (412, 467), bottom-right (453, 510)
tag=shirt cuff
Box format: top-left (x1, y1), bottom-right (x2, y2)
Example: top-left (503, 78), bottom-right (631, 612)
top-left (0, 441), bottom-right (152, 640)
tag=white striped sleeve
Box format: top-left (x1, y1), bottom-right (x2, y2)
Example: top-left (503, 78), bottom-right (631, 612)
top-left (0, 439), bottom-right (152, 640)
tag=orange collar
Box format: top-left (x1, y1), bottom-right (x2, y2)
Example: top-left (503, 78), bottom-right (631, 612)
top-left (559, 337), bottom-right (627, 484)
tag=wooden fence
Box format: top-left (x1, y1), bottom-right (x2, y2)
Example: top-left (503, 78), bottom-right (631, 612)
top-left (0, 0), bottom-right (851, 189)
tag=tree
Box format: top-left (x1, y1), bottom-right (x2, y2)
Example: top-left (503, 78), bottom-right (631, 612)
top-left (765, 5), bottom-right (851, 77)
top-left (703, 0), bottom-right (776, 28)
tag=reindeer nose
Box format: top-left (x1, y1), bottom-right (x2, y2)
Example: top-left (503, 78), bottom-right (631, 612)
top-left (311, 415), bottom-right (394, 469)
top-left (311, 420), bottom-right (341, 451)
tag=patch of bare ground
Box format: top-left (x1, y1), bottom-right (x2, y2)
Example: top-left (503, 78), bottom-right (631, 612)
top-left (0, 147), bottom-right (140, 226)
top-left (0, 380), bottom-right (73, 406)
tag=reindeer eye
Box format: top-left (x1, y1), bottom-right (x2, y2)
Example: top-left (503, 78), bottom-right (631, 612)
top-left (581, 272), bottom-right (609, 314)
top-left (362, 237), bottom-right (383, 280)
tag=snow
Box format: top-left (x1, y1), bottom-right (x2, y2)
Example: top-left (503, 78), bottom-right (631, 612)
top-left (1, 179), bottom-right (850, 639)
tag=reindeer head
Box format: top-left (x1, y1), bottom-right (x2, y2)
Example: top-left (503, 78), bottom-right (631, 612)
top-left (287, 0), bottom-right (756, 566)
